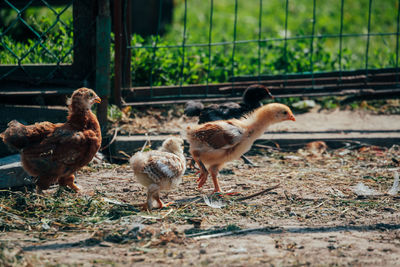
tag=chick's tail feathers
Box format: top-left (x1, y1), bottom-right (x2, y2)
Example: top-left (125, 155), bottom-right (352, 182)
top-left (129, 152), bottom-right (145, 172)
top-left (1, 120), bottom-right (30, 150)
top-left (1, 120), bottom-right (56, 151)
top-left (184, 100), bottom-right (204, 117)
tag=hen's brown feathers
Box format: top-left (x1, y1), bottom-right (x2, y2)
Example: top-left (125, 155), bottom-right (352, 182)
top-left (1, 120), bottom-right (58, 151)
top-left (1, 87), bottom-right (102, 191)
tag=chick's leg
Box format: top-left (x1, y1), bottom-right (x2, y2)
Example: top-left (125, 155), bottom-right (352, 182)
top-left (153, 190), bottom-right (164, 208)
top-left (197, 161), bottom-right (209, 188)
top-left (146, 184), bottom-right (161, 210)
top-left (192, 151), bottom-right (208, 188)
top-left (210, 165), bottom-right (222, 193)
top-left (59, 174), bottom-right (80, 192)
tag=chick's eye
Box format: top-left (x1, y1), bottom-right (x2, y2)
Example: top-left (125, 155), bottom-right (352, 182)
top-left (283, 111), bottom-right (287, 115)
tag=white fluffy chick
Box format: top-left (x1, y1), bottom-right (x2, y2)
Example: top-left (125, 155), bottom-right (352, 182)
top-left (130, 137), bottom-right (186, 210)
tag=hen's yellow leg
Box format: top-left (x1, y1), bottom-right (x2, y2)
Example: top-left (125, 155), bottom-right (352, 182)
top-left (59, 174), bottom-right (80, 192)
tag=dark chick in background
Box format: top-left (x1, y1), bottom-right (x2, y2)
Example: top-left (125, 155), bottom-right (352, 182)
top-left (184, 84), bottom-right (274, 124)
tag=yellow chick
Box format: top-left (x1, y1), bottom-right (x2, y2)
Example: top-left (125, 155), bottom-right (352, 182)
top-left (186, 103), bottom-right (295, 193)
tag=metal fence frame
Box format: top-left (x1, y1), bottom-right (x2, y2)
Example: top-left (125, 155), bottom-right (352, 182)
top-left (115, 0), bottom-right (400, 106)
top-left (1, 0), bottom-right (399, 110)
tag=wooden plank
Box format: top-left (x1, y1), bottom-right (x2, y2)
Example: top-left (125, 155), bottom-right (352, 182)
top-left (122, 87), bottom-right (400, 105)
top-left (0, 105), bottom-right (68, 125)
top-left (123, 96), bottom-right (243, 106)
top-left (123, 78), bottom-right (398, 96)
top-left (0, 89), bottom-right (75, 96)
top-left (0, 65), bottom-right (75, 84)
top-left (121, 68), bottom-right (400, 104)
top-left (122, 80), bottom-right (400, 102)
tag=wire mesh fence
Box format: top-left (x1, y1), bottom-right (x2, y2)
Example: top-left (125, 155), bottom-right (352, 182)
top-left (0, 0), bottom-right (96, 94)
top-left (0, 0), bottom-right (73, 65)
top-left (121, 0), bottom-right (400, 105)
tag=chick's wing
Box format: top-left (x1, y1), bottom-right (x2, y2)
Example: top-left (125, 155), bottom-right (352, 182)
top-left (143, 153), bottom-right (185, 183)
top-left (191, 121), bottom-right (244, 150)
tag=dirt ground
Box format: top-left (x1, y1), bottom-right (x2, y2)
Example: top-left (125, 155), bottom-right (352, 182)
top-left (114, 106), bottom-right (400, 135)
top-left (1, 108), bottom-right (400, 266)
top-left (1, 144), bottom-right (400, 266)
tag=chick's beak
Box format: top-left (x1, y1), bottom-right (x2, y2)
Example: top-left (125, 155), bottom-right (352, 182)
top-left (93, 96), bottom-right (101, 104)
top-left (289, 114), bottom-right (296, 121)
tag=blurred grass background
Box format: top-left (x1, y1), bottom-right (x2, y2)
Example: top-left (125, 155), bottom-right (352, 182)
top-left (0, 0), bottom-right (398, 86)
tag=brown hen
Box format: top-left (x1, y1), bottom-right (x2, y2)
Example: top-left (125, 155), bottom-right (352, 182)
top-left (0, 88), bottom-right (102, 192)
top-left (186, 103), bottom-right (295, 193)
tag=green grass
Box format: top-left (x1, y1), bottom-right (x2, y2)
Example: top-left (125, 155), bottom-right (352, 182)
top-left (0, 6), bottom-right (73, 64)
top-left (131, 0), bottom-right (399, 86)
top-left (0, 0), bottom-right (399, 87)
top-left (0, 188), bottom-right (137, 232)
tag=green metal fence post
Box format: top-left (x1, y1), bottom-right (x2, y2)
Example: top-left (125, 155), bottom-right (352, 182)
top-left (96, 0), bottom-right (111, 128)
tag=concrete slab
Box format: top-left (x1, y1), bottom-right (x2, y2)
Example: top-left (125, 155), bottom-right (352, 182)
top-left (110, 131), bottom-right (400, 158)
top-left (0, 154), bottom-right (33, 188)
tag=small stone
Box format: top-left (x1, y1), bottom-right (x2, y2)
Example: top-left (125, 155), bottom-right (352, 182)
top-left (327, 244), bottom-right (337, 250)
top-left (199, 249), bottom-right (206, 255)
